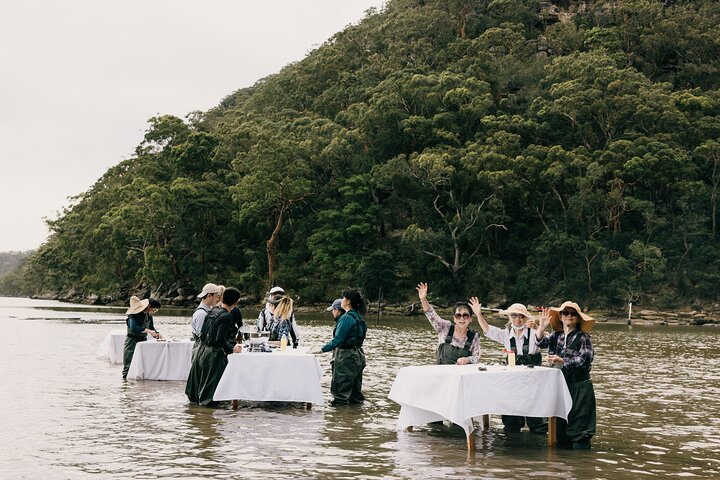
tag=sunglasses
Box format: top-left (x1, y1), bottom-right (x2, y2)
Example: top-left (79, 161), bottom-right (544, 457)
top-left (508, 313), bottom-right (525, 319)
top-left (560, 310), bottom-right (578, 317)
top-left (453, 313), bottom-right (471, 319)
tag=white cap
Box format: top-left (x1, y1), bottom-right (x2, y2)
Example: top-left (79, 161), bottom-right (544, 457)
top-left (269, 286), bottom-right (285, 295)
top-left (197, 283), bottom-right (221, 299)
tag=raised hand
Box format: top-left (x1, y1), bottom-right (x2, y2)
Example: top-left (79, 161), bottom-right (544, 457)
top-left (416, 282), bottom-right (429, 301)
top-left (469, 296), bottom-right (490, 333)
top-left (469, 297), bottom-right (483, 317)
top-left (538, 307), bottom-right (550, 330)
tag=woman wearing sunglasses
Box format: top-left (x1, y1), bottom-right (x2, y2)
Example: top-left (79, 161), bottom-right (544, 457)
top-left (537, 301), bottom-right (597, 449)
top-left (416, 282), bottom-right (479, 365)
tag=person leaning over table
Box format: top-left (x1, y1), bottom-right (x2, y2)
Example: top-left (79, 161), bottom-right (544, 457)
top-left (536, 301), bottom-right (597, 450)
top-left (185, 287), bottom-right (243, 407)
top-left (469, 298), bottom-right (548, 434)
top-left (191, 283), bottom-right (222, 344)
top-left (315, 288), bottom-right (367, 406)
top-left (122, 296), bottom-right (161, 379)
top-left (416, 282), bottom-right (479, 365)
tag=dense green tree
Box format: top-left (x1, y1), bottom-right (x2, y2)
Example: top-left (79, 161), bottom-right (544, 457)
top-left (6, 0), bottom-right (720, 309)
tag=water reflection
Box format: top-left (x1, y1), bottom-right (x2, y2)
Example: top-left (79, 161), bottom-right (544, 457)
top-left (1, 298), bottom-right (719, 478)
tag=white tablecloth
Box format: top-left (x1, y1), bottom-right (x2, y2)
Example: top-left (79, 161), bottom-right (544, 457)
top-left (126, 339), bottom-right (192, 381)
top-left (213, 348), bottom-right (324, 404)
top-left (389, 364), bottom-right (572, 436)
top-left (96, 329), bottom-right (127, 364)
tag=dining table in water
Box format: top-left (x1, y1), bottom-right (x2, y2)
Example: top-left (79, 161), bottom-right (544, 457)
top-left (96, 328), bottom-right (127, 365)
top-left (213, 346), bottom-right (324, 409)
top-left (125, 338), bottom-right (194, 381)
top-left (389, 363), bottom-right (573, 450)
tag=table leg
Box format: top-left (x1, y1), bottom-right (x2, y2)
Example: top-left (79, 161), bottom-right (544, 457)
top-left (232, 400), bottom-right (239, 410)
top-left (467, 429), bottom-right (476, 451)
top-left (548, 417), bottom-right (557, 447)
top-left (306, 402), bottom-right (312, 410)
top-left (482, 414), bottom-right (489, 430)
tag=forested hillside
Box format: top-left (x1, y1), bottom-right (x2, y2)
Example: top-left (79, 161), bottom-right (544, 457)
top-left (0, 251), bottom-right (30, 276)
top-left (5, 0), bottom-right (720, 308)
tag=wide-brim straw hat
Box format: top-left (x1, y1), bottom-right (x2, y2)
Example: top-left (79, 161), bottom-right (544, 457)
top-left (126, 295), bottom-right (149, 315)
top-left (499, 303), bottom-right (535, 321)
top-left (547, 301), bottom-right (595, 332)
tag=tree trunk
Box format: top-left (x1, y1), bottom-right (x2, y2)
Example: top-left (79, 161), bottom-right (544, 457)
top-left (266, 204), bottom-right (288, 287)
top-left (712, 189), bottom-right (717, 241)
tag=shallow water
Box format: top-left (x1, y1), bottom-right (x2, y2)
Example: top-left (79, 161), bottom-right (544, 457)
top-left (1, 297), bottom-right (719, 479)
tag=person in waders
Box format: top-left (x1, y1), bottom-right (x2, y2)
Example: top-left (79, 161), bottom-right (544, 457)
top-left (325, 298), bottom-right (345, 388)
top-left (470, 298), bottom-right (548, 434)
top-left (191, 283), bottom-right (222, 346)
top-left (416, 282), bottom-right (480, 365)
top-left (122, 296), bottom-right (161, 379)
top-left (316, 288), bottom-right (367, 406)
top-left (185, 287), bottom-right (243, 406)
top-left (537, 301), bottom-right (597, 449)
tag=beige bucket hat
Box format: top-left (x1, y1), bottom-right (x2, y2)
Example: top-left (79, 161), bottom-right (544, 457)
top-left (499, 303), bottom-right (535, 320)
top-left (547, 301), bottom-right (595, 332)
top-left (126, 296), bottom-right (149, 315)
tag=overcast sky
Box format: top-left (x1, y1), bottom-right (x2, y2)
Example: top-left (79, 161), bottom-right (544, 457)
top-left (0, 0), bottom-right (386, 252)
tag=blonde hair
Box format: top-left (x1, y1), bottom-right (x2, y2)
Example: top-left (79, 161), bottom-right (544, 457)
top-left (274, 296), bottom-right (294, 320)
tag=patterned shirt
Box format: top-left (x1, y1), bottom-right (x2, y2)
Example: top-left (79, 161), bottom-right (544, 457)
top-left (270, 317), bottom-right (292, 342)
top-left (537, 329), bottom-right (594, 369)
top-left (424, 306), bottom-right (480, 364)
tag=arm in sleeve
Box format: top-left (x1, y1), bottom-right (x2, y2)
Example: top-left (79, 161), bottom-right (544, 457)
top-left (424, 306), bottom-right (451, 336)
top-left (468, 333), bottom-right (481, 364)
top-left (563, 333), bottom-right (594, 369)
top-left (536, 333), bottom-right (551, 349)
top-left (191, 309), bottom-right (207, 337)
top-left (290, 315), bottom-right (300, 347)
top-left (215, 313), bottom-right (235, 355)
top-left (483, 325), bottom-right (507, 346)
top-left (321, 315), bottom-right (352, 352)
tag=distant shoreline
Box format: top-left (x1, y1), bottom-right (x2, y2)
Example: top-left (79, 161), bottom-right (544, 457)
top-left (28, 293), bottom-right (720, 326)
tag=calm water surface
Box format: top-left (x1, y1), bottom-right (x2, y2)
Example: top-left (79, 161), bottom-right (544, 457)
top-left (1, 297), bottom-right (718, 479)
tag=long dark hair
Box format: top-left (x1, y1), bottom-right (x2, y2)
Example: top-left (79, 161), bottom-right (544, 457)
top-left (342, 288), bottom-right (367, 316)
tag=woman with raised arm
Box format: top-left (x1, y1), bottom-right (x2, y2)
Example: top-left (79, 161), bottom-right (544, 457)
top-left (536, 301), bottom-right (597, 449)
top-left (416, 282), bottom-right (479, 365)
top-left (469, 297), bottom-right (547, 434)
